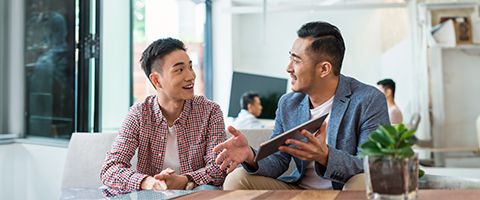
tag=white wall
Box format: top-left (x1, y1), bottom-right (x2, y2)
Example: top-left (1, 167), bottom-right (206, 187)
top-left (441, 48), bottom-right (480, 148)
top-left (232, 9), bottom-right (384, 85)
top-left (381, 38), bottom-right (415, 124)
top-left (0, 143), bottom-right (67, 200)
top-left (101, 0), bottom-right (132, 132)
top-left (212, 0), bottom-right (234, 115)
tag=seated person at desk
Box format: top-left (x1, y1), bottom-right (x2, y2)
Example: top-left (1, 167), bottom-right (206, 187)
top-left (377, 78), bottom-right (403, 124)
top-left (100, 38), bottom-right (226, 196)
top-left (232, 92), bottom-right (266, 129)
top-left (214, 21), bottom-right (389, 190)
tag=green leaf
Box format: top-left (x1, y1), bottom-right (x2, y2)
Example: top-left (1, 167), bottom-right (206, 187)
top-left (419, 169), bottom-right (425, 178)
top-left (359, 148), bottom-right (385, 158)
top-left (359, 141), bottom-right (385, 158)
top-left (369, 130), bottom-right (395, 147)
top-left (394, 123), bottom-right (406, 133)
top-left (397, 147), bottom-right (414, 158)
top-left (360, 140), bottom-right (379, 149)
top-left (399, 129), bottom-right (416, 141)
top-left (380, 125), bottom-right (398, 140)
top-left (359, 123), bottom-right (417, 158)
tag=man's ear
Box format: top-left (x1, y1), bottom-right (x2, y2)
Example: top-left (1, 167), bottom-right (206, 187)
top-left (317, 61), bottom-right (333, 78)
top-left (149, 72), bottom-right (162, 89)
top-left (385, 88), bottom-right (392, 97)
top-left (247, 103), bottom-right (253, 112)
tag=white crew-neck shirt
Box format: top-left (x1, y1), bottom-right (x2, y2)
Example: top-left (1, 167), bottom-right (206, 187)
top-left (298, 96), bottom-right (334, 189)
top-left (163, 126), bottom-right (181, 173)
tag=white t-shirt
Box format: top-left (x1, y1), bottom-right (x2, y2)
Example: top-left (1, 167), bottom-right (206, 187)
top-left (299, 96), bottom-right (334, 189)
top-left (232, 109), bottom-right (265, 129)
top-left (388, 105), bottom-right (403, 124)
top-left (163, 126), bottom-right (181, 173)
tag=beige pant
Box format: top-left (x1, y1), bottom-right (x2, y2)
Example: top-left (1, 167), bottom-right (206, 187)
top-left (223, 168), bottom-right (365, 191)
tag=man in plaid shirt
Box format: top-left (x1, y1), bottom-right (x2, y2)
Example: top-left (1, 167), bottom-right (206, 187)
top-left (100, 38), bottom-right (227, 196)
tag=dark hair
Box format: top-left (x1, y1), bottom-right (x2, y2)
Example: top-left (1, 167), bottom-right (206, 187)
top-left (297, 21), bottom-right (345, 76)
top-left (240, 92), bottom-right (260, 110)
top-left (140, 38), bottom-right (186, 78)
top-left (377, 78), bottom-right (396, 98)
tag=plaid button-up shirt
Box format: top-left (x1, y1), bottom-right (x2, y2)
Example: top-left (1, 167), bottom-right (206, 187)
top-left (100, 95), bottom-right (227, 196)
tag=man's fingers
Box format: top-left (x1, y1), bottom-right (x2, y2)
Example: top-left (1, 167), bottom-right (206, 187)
top-left (227, 161), bottom-right (239, 174)
top-left (219, 157), bottom-right (233, 171)
top-left (159, 168), bottom-right (175, 175)
top-left (215, 149), bottom-right (228, 165)
top-left (227, 126), bottom-right (241, 137)
top-left (152, 181), bottom-right (161, 191)
top-left (279, 146), bottom-right (311, 160)
top-left (285, 138), bottom-right (309, 150)
top-left (299, 130), bottom-right (321, 146)
top-left (159, 180), bottom-right (167, 190)
top-left (320, 121), bottom-right (327, 132)
top-left (154, 174), bottom-right (168, 180)
top-left (213, 142), bottom-right (226, 153)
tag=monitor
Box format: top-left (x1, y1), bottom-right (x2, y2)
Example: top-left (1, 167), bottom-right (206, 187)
top-left (228, 72), bottom-right (288, 119)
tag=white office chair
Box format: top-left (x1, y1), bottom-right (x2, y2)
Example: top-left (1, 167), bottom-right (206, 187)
top-left (477, 115), bottom-right (480, 152)
top-left (61, 132), bottom-right (138, 189)
top-left (413, 113), bottom-right (480, 154)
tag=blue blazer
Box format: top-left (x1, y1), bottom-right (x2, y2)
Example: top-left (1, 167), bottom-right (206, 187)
top-left (243, 75), bottom-right (390, 189)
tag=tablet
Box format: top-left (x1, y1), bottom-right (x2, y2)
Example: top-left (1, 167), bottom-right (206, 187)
top-left (254, 113), bottom-right (328, 162)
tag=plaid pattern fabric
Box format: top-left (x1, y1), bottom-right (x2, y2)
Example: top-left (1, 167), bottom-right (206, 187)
top-left (100, 95), bottom-right (227, 196)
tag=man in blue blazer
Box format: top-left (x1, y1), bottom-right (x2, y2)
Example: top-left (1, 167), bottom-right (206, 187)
top-left (214, 21), bottom-right (390, 190)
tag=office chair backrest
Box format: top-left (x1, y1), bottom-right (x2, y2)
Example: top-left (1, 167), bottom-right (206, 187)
top-left (61, 132), bottom-right (138, 189)
top-left (408, 112), bottom-right (421, 130)
top-left (476, 115), bottom-right (480, 149)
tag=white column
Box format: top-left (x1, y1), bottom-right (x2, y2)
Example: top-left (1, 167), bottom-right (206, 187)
top-left (212, 0), bottom-right (233, 117)
top-left (8, 0), bottom-right (25, 136)
top-left (101, 0), bottom-right (132, 132)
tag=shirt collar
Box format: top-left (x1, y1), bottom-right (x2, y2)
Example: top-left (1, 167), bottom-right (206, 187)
top-left (152, 95), bottom-right (192, 127)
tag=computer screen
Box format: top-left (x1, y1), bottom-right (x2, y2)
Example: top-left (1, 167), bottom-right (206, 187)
top-left (228, 72), bottom-right (288, 119)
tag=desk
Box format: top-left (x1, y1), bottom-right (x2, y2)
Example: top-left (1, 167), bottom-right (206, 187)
top-left (176, 189), bottom-right (480, 200)
top-left (60, 188), bottom-right (480, 199)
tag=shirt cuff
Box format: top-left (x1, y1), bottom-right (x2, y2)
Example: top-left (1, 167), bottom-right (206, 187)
top-left (129, 172), bottom-right (149, 190)
top-left (241, 146), bottom-right (259, 172)
top-left (184, 170), bottom-right (210, 186)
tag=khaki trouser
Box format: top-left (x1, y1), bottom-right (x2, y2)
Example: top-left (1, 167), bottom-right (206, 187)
top-left (223, 168), bottom-right (366, 191)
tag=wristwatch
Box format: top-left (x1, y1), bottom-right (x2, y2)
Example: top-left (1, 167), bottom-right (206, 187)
top-left (185, 174), bottom-right (195, 190)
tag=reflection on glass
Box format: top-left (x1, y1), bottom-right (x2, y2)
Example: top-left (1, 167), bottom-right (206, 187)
top-left (25, 0), bottom-right (75, 138)
top-left (132, 0), bottom-right (206, 103)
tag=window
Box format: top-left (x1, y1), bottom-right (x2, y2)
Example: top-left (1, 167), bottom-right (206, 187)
top-left (132, 0), bottom-right (212, 103)
top-left (0, 0), bottom-right (7, 133)
top-left (21, 0), bottom-right (101, 139)
top-left (24, 0), bottom-right (76, 138)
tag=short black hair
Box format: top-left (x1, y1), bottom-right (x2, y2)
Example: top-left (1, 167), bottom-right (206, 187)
top-left (140, 38), bottom-right (186, 78)
top-left (297, 21), bottom-right (345, 76)
top-left (240, 92), bottom-right (260, 110)
top-left (377, 78), bottom-right (396, 97)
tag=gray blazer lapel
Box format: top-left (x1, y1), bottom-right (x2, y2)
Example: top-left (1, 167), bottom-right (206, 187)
top-left (298, 95), bottom-right (310, 171)
top-left (299, 95), bottom-right (310, 122)
top-left (328, 75), bottom-right (352, 147)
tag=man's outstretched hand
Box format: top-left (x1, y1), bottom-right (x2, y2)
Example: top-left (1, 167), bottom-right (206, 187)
top-left (213, 126), bottom-right (255, 173)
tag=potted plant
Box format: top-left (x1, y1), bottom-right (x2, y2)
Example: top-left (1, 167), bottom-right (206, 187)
top-left (359, 124), bottom-right (424, 200)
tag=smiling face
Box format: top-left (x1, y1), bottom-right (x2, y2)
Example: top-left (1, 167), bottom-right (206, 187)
top-left (286, 37), bottom-right (320, 93)
top-left (149, 50), bottom-right (196, 101)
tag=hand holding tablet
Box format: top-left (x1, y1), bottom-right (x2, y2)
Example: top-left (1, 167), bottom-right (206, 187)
top-left (254, 113), bottom-right (328, 162)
